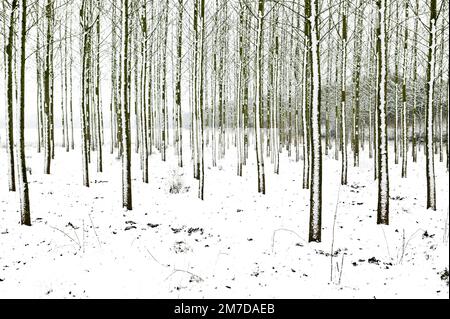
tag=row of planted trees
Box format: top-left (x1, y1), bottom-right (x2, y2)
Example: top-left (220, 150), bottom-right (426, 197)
top-left (1, 0), bottom-right (448, 243)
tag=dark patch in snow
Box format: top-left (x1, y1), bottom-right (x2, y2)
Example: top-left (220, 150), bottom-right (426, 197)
top-left (171, 226), bottom-right (185, 234)
top-left (316, 248), bottom-right (342, 257)
top-left (189, 275), bottom-right (203, 283)
top-left (187, 227), bottom-right (204, 236)
top-left (351, 201), bottom-right (364, 206)
top-left (440, 268), bottom-right (449, 286)
top-left (368, 257), bottom-right (380, 265)
top-left (422, 231), bottom-right (435, 239)
top-left (66, 222), bottom-right (79, 229)
top-left (147, 223), bottom-right (160, 228)
top-left (173, 241), bottom-right (192, 254)
top-left (124, 226), bottom-right (137, 231)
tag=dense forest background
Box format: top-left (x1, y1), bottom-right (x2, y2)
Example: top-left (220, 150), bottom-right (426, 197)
top-left (0, 0), bottom-right (448, 298)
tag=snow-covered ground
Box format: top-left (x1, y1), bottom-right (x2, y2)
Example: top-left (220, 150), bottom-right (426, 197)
top-left (0, 131), bottom-right (448, 298)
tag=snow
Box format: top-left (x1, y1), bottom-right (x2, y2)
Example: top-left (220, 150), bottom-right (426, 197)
top-left (0, 129), bottom-right (448, 298)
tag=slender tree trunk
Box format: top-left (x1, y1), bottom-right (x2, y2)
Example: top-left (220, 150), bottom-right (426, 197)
top-left (80, 0), bottom-right (91, 187)
top-left (63, 8), bottom-right (69, 152)
top-left (17, 0), bottom-right (31, 225)
top-left (340, 1), bottom-right (348, 185)
top-left (5, 0), bottom-right (18, 191)
top-left (411, 0), bottom-right (419, 163)
top-left (69, 7), bottom-right (74, 150)
top-left (176, 0), bottom-right (183, 168)
top-left (301, 42), bottom-right (309, 189)
top-left (198, 0), bottom-right (205, 199)
top-left (160, 0), bottom-right (169, 162)
top-left (255, 0), bottom-right (266, 194)
top-left (43, 0), bottom-right (53, 174)
top-left (425, 0), bottom-right (437, 210)
top-left (401, 0), bottom-right (409, 178)
top-left (95, 0), bottom-right (103, 172)
top-left (308, 0), bottom-right (322, 243)
top-left (35, 3), bottom-right (42, 154)
top-left (393, 1), bottom-right (400, 165)
top-left (376, 0), bottom-right (389, 225)
top-left (352, 0), bottom-right (363, 168)
top-left (121, 0), bottom-right (132, 210)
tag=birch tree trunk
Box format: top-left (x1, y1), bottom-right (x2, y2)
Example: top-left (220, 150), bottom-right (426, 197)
top-left (140, 1), bottom-right (149, 182)
top-left (121, 0), bottom-right (132, 210)
top-left (401, 0), bottom-right (409, 178)
top-left (198, 0), bottom-right (205, 199)
top-left (425, 0), bottom-right (437, 210)
top-left (301, 37), bottom-right (310, 190)
top-left (80, 0), bottom-right (91, 187)
top-left (43, 0), bottom-right (53, 174)
top-left (340, 1), bottom-right (348, 185)
top-left (307, 0), bottom-right (322, 243)
top-left (376, 0), bottom-right (389, 225)
top-left (5, 0), bottom-right (18, 192)
top-left (393, 1), bottom-right (400, 165)
top-left (411, 0), bottom-right (419, 163)
top-left (160, 0), bottom-right (169, 162)
top-left (95, 0), bottom-right (102, 172)
top-left (255, 0), bottom-right (266, 194)
top-left (175, 0), bottom-right (184, 168)
top-left (352, 0), bottom-right (363, 168)
top-left (17, 0), bottom-right (31, 225)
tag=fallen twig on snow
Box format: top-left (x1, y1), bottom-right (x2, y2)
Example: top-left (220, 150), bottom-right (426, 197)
top-left (88, 213), bottom-right (102, 247)
top-left (271, 228), bottom-right (305, 253)
top-left (164, 269), bottom-right (204, 283)
top-left (444, 207), bottom-right (449, 245)
top-left (330, 184), bottom-right (342, 282)
top-left (381, 227), bottom-right (391, 260)
top-left (397, 228), bottom-right (425, 265)
top-left (49, 225), bottom-right (81, 250)
top-left (145, 247), bottom-right (170, 268)
top-left (338, 253), bottom-right (345, 285)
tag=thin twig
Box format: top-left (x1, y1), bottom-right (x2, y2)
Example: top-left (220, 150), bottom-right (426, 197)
top-left (381, 227), bottom-right (391, 259)
top-left (88, 213), bottom-right (102, 247)
top-left (399, 229), bottom-right (406, 264)
top-left (271, 228), bottom-right (305, 253)
top-left (49, 225), bottom-right (81, 249)
top-left (164, 269), bottom-right (204, 282)
top-left (69, 223), bottom-right (81, 248)
top-left (338, 253), bottom-right (345, 285)
top-left (145, 247), bottom-right (170, 268)
top-left (444, 207), bottom-right (449, 245)
top-left (82, 219), bottom-right (85, 254)
top-left (330, 184), bottom-right (342, 282)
